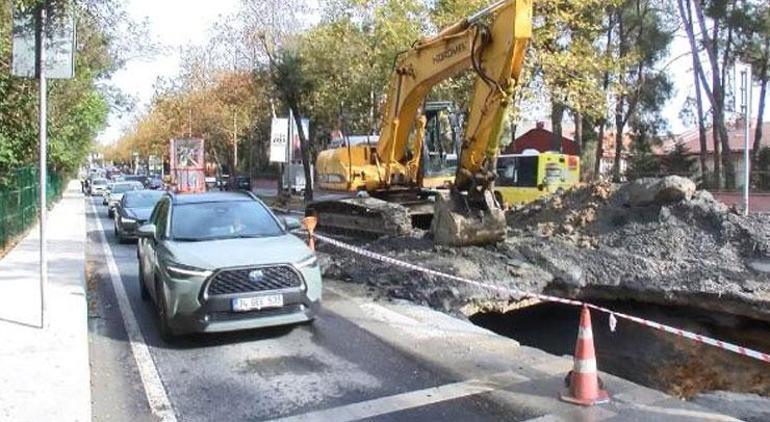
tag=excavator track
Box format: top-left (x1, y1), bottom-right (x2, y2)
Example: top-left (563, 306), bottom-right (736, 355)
top-left (307, 193), bottom-right (436, 237)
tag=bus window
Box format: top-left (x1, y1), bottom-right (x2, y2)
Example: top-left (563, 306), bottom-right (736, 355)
top-left (496, 156), bottom-right (538, 187)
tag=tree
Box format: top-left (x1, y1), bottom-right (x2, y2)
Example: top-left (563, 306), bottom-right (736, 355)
top-left (607, 0), bottom-right (675, 182)
top-left (662, 142), bottom-right (698, 178)
top-left (625, 131), bottom-right (661, 180)
top-left (0, 0), bottom-right (141, 180)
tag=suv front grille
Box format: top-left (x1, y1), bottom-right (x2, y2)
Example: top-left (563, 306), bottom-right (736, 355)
top-left (206, 265), bottom-right (303, 296)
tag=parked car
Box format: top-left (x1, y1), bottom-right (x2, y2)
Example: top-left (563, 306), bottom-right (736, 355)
top-left (89, 178), bottom-right (109, 196)
top-left (136, 191), bottom-right (320, 339)
top-left (113, 190), bottom-right (165, 242)
top-left (104, 181), bottom-right (144, 217)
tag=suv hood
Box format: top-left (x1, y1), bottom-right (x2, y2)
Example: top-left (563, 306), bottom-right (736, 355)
top-left (166, 234), bottom-right (312, 269)
top-left (124, 207), bottom-right (153, 221)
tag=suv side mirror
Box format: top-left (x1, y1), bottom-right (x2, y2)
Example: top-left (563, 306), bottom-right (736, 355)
top-left (282, 216), bottom-right (301, 231)
top-left (137, 224), bottom-right (156, 239)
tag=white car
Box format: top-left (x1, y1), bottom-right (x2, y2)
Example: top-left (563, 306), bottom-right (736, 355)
top-left (104, 181), bottom-right (143, 218)
top-left (89, 178), bottom-right (109, 196)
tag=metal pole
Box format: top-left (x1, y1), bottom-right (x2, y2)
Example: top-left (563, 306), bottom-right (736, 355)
top-left (233, 111), bottom-right (238, 169)
top-left (37, 4), bottom-right (48, 329)
top-left (742, 68), bottom-right (751, 216)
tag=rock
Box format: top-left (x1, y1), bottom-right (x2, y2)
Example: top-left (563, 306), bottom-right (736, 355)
top-left (619, 176), bottom-right (696, 206)
top-left (655, 175), bottom-right (696, 203)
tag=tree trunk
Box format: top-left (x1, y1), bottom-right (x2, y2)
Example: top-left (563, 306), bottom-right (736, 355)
top-left (289, 103), bottom-right (314, 202)
top-left (612, 95), bottom-right (625, 182)
top-left (594, 11), bottom-right (614, 179)
top-left (550, 100), bottom-right (564, 152)
top-left (682, 0), bottom-right (708, 185)
top-left (574, 111), bottom-right (582, 155)
top-left (752, 35), bottom-right (770, 169)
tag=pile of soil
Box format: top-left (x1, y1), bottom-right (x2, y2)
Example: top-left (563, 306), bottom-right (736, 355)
top-left (319, 177), bottom-right (770, 322)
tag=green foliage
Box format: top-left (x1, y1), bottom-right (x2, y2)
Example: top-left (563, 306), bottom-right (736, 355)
top-left (625, 131), bottom-right (661, 180)
top-left (755, 147), bottom-right (770, 191)
top-left (0, 0), bottom-right (122, 179)
top-left (661, 142), bottom-right (697, 178)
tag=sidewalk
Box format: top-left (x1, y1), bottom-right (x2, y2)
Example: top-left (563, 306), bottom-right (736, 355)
top-left (0, 181), bottom-right (90, 421)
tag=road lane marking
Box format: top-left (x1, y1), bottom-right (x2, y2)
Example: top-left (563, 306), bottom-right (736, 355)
top-left (269, 371), bottom-right (529, 422)
top-left (89, 201), bottom-right (177, 422)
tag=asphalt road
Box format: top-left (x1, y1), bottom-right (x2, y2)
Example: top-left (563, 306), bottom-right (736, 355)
top-left (85, 196), bottom-right (527, 422)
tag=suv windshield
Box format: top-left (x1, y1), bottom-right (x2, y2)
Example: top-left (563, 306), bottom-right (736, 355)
top-left (124, 191), bottom-right (164, 208)
top-left (92, 179), bottom-right (107, 186)
top-left (171, 200), bottom-right (283, 241)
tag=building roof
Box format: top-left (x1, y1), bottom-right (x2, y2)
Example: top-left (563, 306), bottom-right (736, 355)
top-left (663, 120), bottom-right (770, 155)
top-left (503, 125), bottom-right (579, 155)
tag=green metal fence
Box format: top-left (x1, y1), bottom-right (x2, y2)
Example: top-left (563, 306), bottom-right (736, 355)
top-left (0, 167), bottom-right (64, 250)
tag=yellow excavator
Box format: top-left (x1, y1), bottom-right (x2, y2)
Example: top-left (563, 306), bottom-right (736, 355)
top-left (312, 0), bottom-right (532, 246)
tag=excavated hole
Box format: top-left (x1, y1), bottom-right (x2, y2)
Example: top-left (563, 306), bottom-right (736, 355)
top-left (469, 300), bottom-right (770, 399)
top-left (410, 214), bottom-right (433, 230)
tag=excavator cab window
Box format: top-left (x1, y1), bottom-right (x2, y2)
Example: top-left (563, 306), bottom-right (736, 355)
top-left (422, 102), bottom-right (460, 178)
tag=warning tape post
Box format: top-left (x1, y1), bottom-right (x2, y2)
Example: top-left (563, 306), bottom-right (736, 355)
top-left (312, 232), bottom-right (770, 365)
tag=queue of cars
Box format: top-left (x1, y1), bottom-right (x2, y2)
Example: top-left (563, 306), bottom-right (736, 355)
top-left (90, 170), bottom-right (321, 341)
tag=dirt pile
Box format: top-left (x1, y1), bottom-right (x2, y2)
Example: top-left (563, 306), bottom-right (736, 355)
top-left (319, 176), bottom-right (770, 322)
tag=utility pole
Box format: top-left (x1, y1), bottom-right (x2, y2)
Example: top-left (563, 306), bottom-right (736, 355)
top-left (740, 66), bottom-right (752, 216)
top-left (233, 111), bottom-right (238, 170)
top-left (36, 4), bottom-right (47, 329)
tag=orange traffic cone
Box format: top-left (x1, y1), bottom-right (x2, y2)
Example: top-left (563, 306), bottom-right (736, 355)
top-left (302, 216), bottom-right (318, 251)
top-left (560, 305), bottom-right (610, 406)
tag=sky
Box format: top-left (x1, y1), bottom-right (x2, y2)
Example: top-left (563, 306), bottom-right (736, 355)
top-left (96, 0), bottom-right (240, 145)
top-left (96, 1), bottom-right (768, 146)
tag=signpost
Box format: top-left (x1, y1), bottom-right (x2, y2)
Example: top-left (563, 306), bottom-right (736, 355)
top-left (11, 2), bottom-right (75, 328)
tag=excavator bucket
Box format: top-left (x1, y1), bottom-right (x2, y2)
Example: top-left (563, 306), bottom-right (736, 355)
top-left (431, 192), bottom-right (506, 246)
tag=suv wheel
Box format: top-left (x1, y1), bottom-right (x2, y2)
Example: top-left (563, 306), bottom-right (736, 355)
top-left (155, 280), bottom-right (175, 342)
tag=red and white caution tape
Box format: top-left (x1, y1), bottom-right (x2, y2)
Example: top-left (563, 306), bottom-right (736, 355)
top-left (313, 232), bottom-right (770, 364)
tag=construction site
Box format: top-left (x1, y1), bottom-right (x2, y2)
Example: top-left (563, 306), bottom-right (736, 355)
top-left (307, 175), bottom-right (770, 417)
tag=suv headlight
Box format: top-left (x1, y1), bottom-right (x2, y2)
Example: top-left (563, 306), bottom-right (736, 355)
top-left (120, 216), bottom-right (136, 224)
top-left (294, 255), bottom-right (318, 269)
top-left (165, 262), bottom-right (212, 279)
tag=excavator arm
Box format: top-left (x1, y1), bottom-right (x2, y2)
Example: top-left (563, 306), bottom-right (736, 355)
top-left (432, 0), bottom-right (533, 246)
top-left (375, 0), bottom-right (532, 191)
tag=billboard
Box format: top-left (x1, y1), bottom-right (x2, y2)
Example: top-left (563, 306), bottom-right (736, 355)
top-left (269, 118), bottom-right (288, 163)
top-left (170, 138), bottom-right (205, 193)
top-left (270, 116), bottom-right (310, 163)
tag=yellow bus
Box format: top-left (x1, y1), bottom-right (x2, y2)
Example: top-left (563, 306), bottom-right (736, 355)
top-left (494, 151), bottom-right (580, 208)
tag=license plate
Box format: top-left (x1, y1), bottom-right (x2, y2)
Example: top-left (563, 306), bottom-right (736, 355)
top-left (232, 294), bottom-right (283, 312)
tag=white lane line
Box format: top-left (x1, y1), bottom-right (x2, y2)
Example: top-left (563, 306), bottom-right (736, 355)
top-left (269, 371), bottom-right (528, 422)
top-left (89, 201), bottom-right (177, 422)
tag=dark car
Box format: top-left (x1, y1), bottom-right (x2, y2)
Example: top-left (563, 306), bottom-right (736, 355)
top-left (113, 190), bottom-right (165, 242)
top-left (234, 175), bottom-right (251, 191)
top-left (146, 176), bottom-right (164, 190)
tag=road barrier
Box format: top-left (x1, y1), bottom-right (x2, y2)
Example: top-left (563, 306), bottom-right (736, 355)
top-left (309, 231), bottom-right (770, 365)
top-left (0, 167), bottom-right (64, 251)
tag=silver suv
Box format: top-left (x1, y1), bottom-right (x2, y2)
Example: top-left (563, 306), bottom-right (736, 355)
top-left (136, 191), bottom-right (321, 339)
